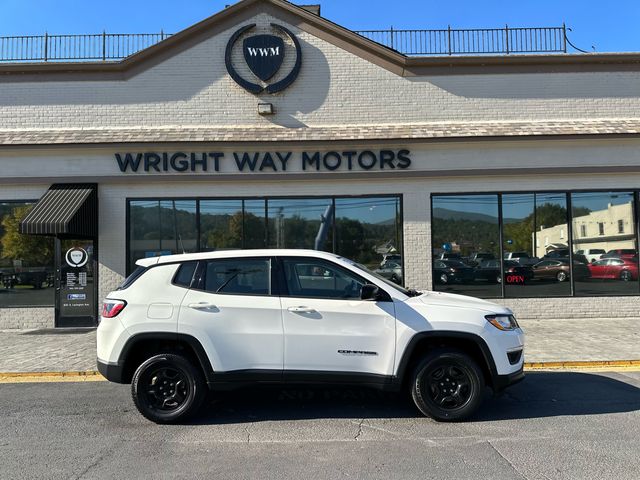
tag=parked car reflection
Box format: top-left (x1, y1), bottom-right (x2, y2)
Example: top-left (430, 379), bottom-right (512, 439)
top-left (533, 259), bottom-right (590, 282)
top-left (588, 258), bottom-right (639, 281)
top-left (600, 249), bottom-right (638, 260)
top-left (374, 261), bottom-right (402, 285)
top-left (474, 260), bottom-right (533, 284)
top-left (433, 260), bottom-right (475, 284)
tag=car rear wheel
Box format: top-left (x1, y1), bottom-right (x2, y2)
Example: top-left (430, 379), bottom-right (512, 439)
top-left (556, 271), bottom-right (567, 282)
top-left (131, 353), bottom-right (206, 424)
top-left (410, 349), bottom-right (484, 422)
top-left (620, 270), bottom-right (633, 282)
top-left (439, 273), bottom-right (449, 284)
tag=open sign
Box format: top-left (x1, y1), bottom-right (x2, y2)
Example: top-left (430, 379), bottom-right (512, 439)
top-left (505, 274), bottom-right (526, 285)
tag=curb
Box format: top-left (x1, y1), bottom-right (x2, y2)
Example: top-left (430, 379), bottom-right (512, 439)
top-left (1, 360), bottom-right (640, 382)
top-left (524, 360), bottom-right (640, 370)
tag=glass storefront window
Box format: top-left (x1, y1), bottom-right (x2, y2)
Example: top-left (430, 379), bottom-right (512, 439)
top-left (432, 194), bottom-right (500, 297)
top-left (335, 197), bottom-right (402, 284)
top-left (571, 192), bottom-right (638, 296)
top-left (128, 200), bottom-right (197, 271)
top-left (200, 200), bottom-right (243, 251)
top-left (126, 196), bottom-right (402, 275)
top-left (0, 202), bottom-right (54, 307)
top-left (267, 198), bottom-right (333, 251)
top-left (503, 193), bottom-right (570, 297)
top-left (243, 200), bottom-right (267, 249)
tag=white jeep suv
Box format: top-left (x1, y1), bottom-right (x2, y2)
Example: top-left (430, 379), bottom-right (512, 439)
top-left (97, 249), bottom-right (524, 423)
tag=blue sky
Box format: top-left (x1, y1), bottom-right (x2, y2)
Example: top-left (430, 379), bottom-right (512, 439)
top-left (1, 0), bottom-right (639, 53)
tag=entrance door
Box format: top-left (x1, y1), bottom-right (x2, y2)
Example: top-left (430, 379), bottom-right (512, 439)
top-left (56, 239), bottom-right (97, 327)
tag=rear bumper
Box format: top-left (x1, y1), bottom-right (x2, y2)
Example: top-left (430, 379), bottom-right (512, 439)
top-left (492, 366), bottom-right (525, 392)
top-left (97, 359), bottom-right (126, 383)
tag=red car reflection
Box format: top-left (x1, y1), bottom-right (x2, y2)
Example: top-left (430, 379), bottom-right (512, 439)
top-left (587, 258), bottom-right (638, 281)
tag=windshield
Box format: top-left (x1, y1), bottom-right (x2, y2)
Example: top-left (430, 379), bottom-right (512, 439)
top-left (349, 261), bottom-right (413, 297)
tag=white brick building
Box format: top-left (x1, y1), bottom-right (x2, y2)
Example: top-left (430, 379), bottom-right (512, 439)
top-left (1, 0), bottom-right (640, 328)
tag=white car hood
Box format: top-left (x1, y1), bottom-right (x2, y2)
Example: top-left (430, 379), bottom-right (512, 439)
top-left (407, 290), bottom-right (511, 315)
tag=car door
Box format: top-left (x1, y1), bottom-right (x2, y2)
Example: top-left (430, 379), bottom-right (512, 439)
top-left (278, 256), bottom-right (396, 378)
top-left (606, 258), bottom-right (624, 279)
top-left (178, 256), bottom-right (283, 373)
top-left (534, 260), bottom-right (553, 279)
top-left (589, 259), bottom-right (608, 279)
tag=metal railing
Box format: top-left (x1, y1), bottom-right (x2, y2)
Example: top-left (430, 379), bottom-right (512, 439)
top-left (0, 31), bottom-right (172, 62)
top-left (355, 25), bottom-right (568, 55)
top-left (0, 25), bottom-right (573, 63)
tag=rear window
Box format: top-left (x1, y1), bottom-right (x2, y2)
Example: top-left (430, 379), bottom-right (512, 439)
top-left (173, 262), bottom-right (198, 288)
top-left (117, 266), bottom-right (147, 290)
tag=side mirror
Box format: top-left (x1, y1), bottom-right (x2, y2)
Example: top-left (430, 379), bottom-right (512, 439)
top-left (360, 284), bottom-right (379, 301)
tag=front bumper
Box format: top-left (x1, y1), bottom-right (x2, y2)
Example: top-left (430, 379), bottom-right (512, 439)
top-left (492, 365), bottom-right (525, 392)
top-left (97, 359), bottom-right (126, 383)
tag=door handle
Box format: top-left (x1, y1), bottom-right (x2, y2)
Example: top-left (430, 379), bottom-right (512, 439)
top-left (287, 306), bottom-right (316, 313)
top-left (187, 302), bottom-right (219, 311)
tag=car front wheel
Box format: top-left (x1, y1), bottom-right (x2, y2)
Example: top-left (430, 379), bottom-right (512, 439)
top-left (410, 349), bottom-right (484, 422)
top-left (556, 271), bottom-right (567, 282)
top-left (131, 353), bottom-right (206, 424)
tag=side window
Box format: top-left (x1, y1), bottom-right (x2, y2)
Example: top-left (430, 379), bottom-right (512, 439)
top-left (203, 258), bottom-right (270, 295)
top-left (282, 258), bottom-right (365, 300)
top-left (173, 261), bottom-right (198, 288)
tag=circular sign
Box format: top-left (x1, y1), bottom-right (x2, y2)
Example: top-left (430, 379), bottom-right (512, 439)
top-left (225, 23), bottom-right (302, 94)
top-left (65, 247), bottom-right (89, 268)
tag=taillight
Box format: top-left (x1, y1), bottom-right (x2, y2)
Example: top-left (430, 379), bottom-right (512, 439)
top-left (101, 299), bottom-right (126, 318)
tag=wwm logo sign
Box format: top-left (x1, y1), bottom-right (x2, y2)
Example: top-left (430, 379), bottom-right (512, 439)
top-left (246, 46), bottom-right (281, 57)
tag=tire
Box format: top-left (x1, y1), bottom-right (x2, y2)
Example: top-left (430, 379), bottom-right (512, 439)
top-left (620, 270), bottom-right (632, 282)
top-left (410, 349), bottom-right (484, 422)
top-left (131, 353), bottom-right (206, 424)
top-left (495, 275), bottom-right (502, 284)
top-left (556, 271), bottom-right (567, 282)
top-left (439, 273), bottom-right (449, 284)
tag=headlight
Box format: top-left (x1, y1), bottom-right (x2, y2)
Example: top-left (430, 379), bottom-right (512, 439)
top-left (485, 314), bottom-right (519, 331)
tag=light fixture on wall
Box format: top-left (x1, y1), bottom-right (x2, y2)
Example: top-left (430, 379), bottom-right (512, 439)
top-left (258, 103), bottom-right (274, 115)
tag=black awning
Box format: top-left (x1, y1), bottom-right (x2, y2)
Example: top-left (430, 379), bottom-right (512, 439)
top-left (20, 184), bottom-right (97, 238)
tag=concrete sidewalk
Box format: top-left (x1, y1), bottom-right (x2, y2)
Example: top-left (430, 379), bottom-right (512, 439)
top-left (0, 317), bottom-right (639, 374)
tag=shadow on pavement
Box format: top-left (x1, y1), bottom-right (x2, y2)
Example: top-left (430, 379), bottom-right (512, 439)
top-left (188, 371), bottom-right (640, 425)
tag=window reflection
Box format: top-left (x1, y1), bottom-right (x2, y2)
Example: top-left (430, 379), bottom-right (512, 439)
top-left (242, 200), bottom-right (267, 249)
top-left (335, 197), bottom-right (402, 284)
top-left (200, 200), bottom-right (243, 251)
top-left (129, 200), bottom-right (197, 271)
top-left (267, 198), bottom-right (333, 251)
top-left (432, 195), bottom-right (500, 297)
top-left (571, 192), bottom-right (638, 296)
top-left (0, 202), bottom-right (54, 307)
top-left (127, 196), bottom-right (401, 275)
top-left (503, 193), bottom-right (570, 297)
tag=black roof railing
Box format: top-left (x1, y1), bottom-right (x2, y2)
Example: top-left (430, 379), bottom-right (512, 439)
top-left (0, 25), bottom-right (583, 63)
top-left (355, 25), bottom-right (573, 55)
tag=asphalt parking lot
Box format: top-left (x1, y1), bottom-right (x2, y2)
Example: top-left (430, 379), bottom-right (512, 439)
top-left (1, 370), bottom-right (639, 480)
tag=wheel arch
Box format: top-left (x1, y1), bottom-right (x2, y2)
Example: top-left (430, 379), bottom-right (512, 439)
top-left (395, 331), bottom-right (498, 390)
top-left (117, 333), bottom-right (215, 384)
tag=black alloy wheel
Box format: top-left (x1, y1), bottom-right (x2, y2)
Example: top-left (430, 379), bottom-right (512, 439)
top-left (439, 273), bottom-right (449, 284)
top-left (131, 353), bottom-right (206, 424)
top-left (411, 349), bottom-right (484, 422)
top-left (556, 271), bottom-right (567, 282)
top-left (620, 270), bottom-right (633, 282)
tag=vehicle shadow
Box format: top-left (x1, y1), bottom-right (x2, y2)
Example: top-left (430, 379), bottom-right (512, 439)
top-left (187, 371), bottom-right (640, 425)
